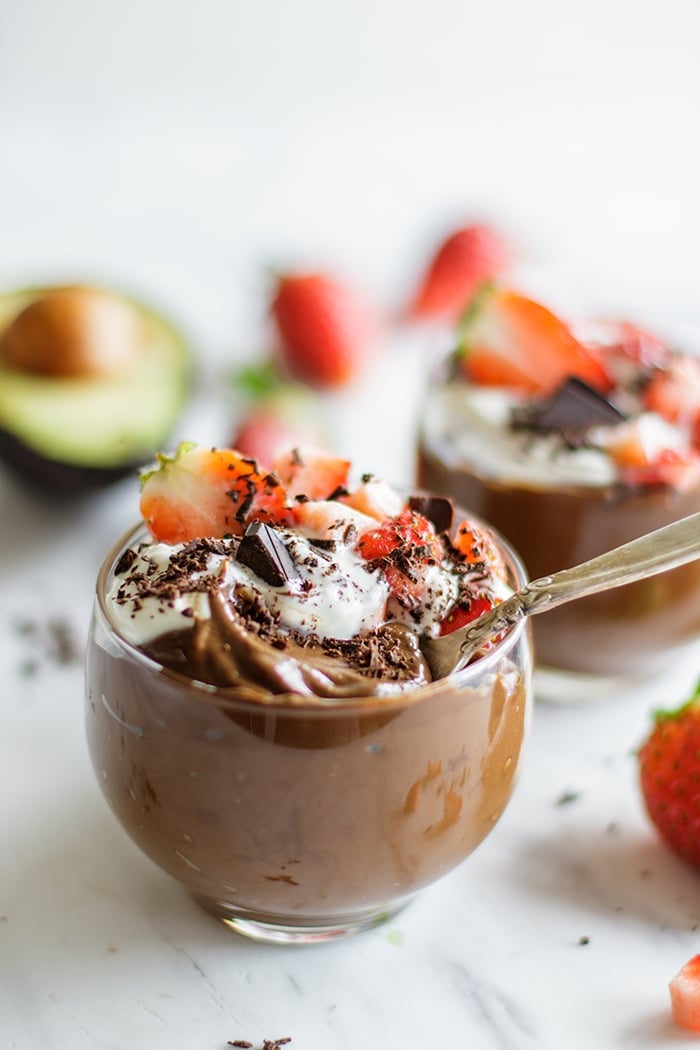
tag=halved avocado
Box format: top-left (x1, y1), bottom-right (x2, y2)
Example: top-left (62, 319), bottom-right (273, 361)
top-left (0, 286), bottom-right (193, 494)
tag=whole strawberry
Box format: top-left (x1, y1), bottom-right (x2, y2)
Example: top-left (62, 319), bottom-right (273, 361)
top-left (270, 272), bottom-right (375, 389)
top-left (639, 682), bottom-right (700, 869)
top-left (408, 222), bottom-right (509, 322)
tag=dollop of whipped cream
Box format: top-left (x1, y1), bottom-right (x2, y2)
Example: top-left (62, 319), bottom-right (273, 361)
top-left (424, 376), bottom-right (694, 489)
top-left (423, 384), bottom-right (619, 487)
top-left (108, 530), bottom-right (390, 647)
top-left (106, 481), bottom-right (514, 699)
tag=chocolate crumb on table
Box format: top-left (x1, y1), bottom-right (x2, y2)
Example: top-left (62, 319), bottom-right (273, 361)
top-left (13, 614), bottom-right (82, 672)
top-left (46, 616), bottom-right (81, 665)
top-left (227, 1039), bottom-right (292, 1049)
top-left (555, 790), bottom-right (580, 806)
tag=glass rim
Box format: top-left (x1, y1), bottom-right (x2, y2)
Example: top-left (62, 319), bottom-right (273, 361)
top-left (94, 520), bottom-right (531, 716)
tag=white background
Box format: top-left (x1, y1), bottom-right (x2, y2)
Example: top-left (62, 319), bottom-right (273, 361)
top-left (2, 0), bottom-right (700, 335)
top-left (4, 4), bottom-right (700, 1049)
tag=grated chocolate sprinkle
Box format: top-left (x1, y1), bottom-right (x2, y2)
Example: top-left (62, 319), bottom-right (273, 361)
top-left (114, 547), bottom-right (137, 576)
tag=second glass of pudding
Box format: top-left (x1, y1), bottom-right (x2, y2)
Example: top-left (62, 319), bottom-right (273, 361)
top-left (418, 292), bottom-right (700, 698)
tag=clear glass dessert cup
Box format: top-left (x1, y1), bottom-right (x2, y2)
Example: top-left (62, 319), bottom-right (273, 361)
top-left (417, 380), bottom-right (700, 702)
top-left (86, 523), bottom-right (532, 945)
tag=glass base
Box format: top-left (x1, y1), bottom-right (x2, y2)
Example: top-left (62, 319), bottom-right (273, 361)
top-left (534, 664), bottom-right (647, 705)
top-left (536, 640), bottom-right (700, 706)
top-left (192, 893), bottom-right (415, 945)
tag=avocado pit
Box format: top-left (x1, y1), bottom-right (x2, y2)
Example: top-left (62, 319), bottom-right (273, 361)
top-left (0, 286), bottom-right (143, 379)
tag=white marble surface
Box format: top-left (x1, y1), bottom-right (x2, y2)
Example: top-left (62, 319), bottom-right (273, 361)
top-left (4, 467), bottom-right (700, 1050)
top-left (4, 2), bottom-right (700, 1046)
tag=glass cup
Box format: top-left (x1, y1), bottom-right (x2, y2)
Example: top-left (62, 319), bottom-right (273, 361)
top-left (86, 522), bottom-right (532, 945)
top-left (417, 371), bottom-right (700, 702)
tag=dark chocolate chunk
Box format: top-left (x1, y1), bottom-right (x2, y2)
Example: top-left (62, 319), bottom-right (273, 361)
top-left (512, 377), bottom-right (625, 438)
top-left (409, 494), bottom-right (454, 534)
top-left (236, 521), bottom-right (300, 587)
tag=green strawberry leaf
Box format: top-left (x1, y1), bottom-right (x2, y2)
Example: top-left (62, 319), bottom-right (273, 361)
top-left (652, 682), bottom-right (700, 725)
top-left (139, 441), bottom-right (197, 486)
top-left (230, 359), bottom-right (285, 400)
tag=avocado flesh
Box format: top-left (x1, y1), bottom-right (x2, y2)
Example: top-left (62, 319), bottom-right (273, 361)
top-left (0, 289), bottom-right (191, 471)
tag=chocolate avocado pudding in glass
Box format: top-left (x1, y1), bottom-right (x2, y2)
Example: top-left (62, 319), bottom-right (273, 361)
top-left (417, 288), bottom-right (700, 696)
top-left (86, 443), bottom-right (532, 944)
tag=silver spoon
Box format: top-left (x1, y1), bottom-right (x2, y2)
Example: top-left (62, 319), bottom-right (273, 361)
top-left (420, 510), bottom-right (700, 680)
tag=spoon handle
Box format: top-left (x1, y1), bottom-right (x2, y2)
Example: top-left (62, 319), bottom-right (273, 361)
top-left (428, 509), bottom-right (700, 677)
top-left (518, 508), bottom-right (700, 610)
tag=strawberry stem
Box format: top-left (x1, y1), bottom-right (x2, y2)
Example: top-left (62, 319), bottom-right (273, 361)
top-left (652, 681), bottom-right (700, 725)
top-left (455, 280), bottom-right (497, 348)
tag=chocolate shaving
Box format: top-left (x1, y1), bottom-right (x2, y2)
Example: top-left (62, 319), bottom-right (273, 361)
top-left (236, 521), bottom-right (301, 587)
top-left (409, 494), bottom-right (454, 534)
top-left (511, 377), bottom-right (625, 441)
top-left (114, 547), bottom-right (137, 576)
top-left (309, 538), bottom-right (338, 551)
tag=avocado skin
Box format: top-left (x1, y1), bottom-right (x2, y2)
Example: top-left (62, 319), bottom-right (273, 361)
top-left (0, 425), bottom-right (141, 496)
top-left (0, 286), bottom-right (193, 495)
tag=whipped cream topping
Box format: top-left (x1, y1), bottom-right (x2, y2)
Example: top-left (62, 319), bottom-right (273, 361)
top-left (423, 378), bottom-right (694, 489)
top-left (422, 384), bottom-right (618, 487)
top-left (105, 468), bottom-right (517, 696)
top-left (108, 530), bottom-right (391, 647)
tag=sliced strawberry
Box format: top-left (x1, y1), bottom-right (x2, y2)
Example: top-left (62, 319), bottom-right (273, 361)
top-left (459, 288), bottom-right (610, 398)
top-left (602, 419), bottom-right (651, 468)
top-left (452, 519), bottom-right (506, 579)
top-left (271, 446), bottom-right (351, 501)
top-left (356, 508), bottom-right (442, 564)
top-left (670, 955), bottom-right (700, 1032)
top-left (341, 477), bottom-right (405, 522)
top-left (139, 443), bottom-right (290, 544)
top-left (438, 596), bottom-right (493, 636)
top-left (270, 272), bottom-right (375, 389)
top-left (382, 564), bottom-right (424, 612)
top-left (409, 222), bottom-right (509, 321)
top-left (643, 356), bottom-right (700, 427)
top-left (602, 416), bottom-right (700, 491)
top-left (619, 447), bottom-right (700, 492)
top-left (581, 319), bottom-right (670, 369)
top-left (292, 498), bottom-right (377, 543)
top-left (356, 509), bottom-right (443, 612)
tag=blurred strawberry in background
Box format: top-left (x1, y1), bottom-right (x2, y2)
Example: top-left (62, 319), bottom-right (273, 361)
top-left (408, 222), bottom-right (509, 322)
top-left (229, 362), bottom-right (331, 468)
top-left (270, 271), bottom-right (377, 389)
